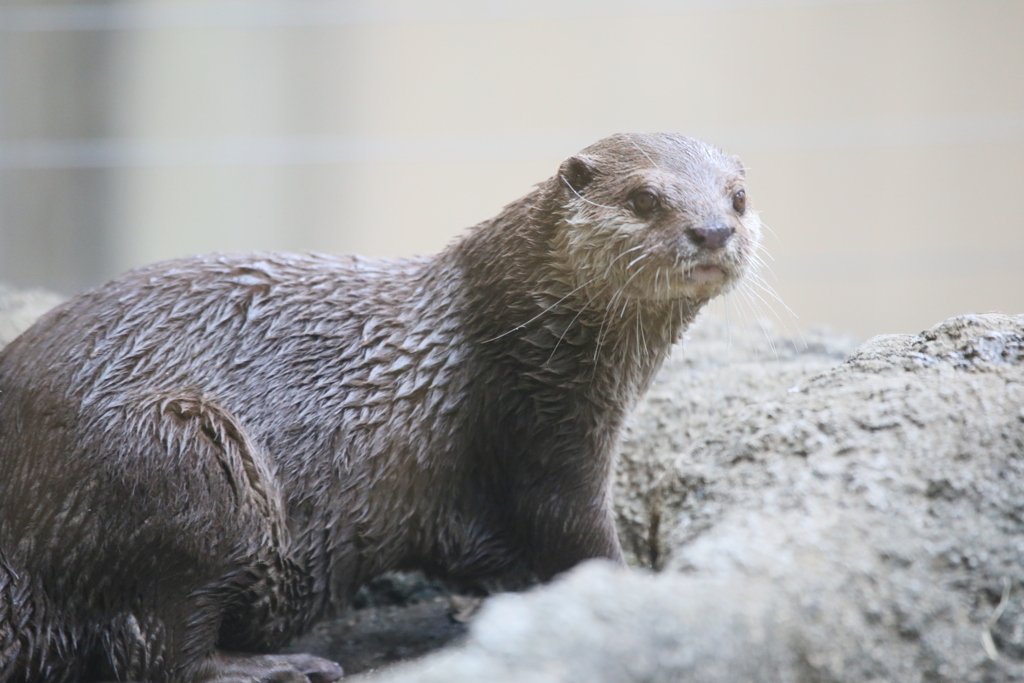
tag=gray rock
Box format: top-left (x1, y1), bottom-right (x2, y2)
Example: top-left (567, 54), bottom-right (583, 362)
top-left (351, 561), bottom-right (810, 683)
top-left (359, 313), bottom-right (1024, 682)
top-left (615, 314), bottom-right (859, 569)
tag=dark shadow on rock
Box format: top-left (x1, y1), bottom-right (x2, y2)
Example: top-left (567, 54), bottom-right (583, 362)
top-left (283, 597), bottom-right (469, 676)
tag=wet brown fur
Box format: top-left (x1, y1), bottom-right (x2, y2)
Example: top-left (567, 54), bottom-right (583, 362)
top-left (0, 134), bottom-right (759, 682)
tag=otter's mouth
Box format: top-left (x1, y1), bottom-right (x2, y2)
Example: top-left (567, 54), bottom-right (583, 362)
top-left (684, 264), bottom-right (728, 286)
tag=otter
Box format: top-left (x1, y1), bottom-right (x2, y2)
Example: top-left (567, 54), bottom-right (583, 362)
top-left (0, 133), bottom-right (760, 682)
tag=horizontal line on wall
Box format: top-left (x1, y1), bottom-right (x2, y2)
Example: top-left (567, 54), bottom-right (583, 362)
top-left (771, 247), bottom-right (1024, 282)
top-left (0, 0), bottom-right (922, 33)
top-left (1, 114), bottom-right (1021, 170)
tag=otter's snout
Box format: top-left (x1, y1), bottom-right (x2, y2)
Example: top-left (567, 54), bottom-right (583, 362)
top-left (686, 224), bottom-right (734, 250)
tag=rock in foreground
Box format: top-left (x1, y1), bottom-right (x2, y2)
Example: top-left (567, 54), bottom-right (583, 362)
top-left (359, 313), bottom-right (1024, 682)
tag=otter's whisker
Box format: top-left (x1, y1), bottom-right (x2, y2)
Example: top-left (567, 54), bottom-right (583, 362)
top-left (618, 265), bottom-right (647, 319)
top-left (630, 139), bottom-right (660, 169)
top-left (546, 295), bottom-right (594, 366)
top-left (759, 219), bottom-right (780, 240)
top-left (748, 249), bottom-right (773, 268)
top-left (736, 279), bottom-right (780, 323)
top-left (724, 292), bottom-right (734, 351)
top-left (601, 244), bottom-right (645, 280)
top-left (636, 306), bottom-right (649, 358)
top-left (483, 274), bottom-right (603, 343)
top-left (752, 242), bottom-right (776, 264)
top-left (562, 177), bottom-right (617, 210)
top-left (748, 252), bottom-right (783, 287)
top-left (594, 290), bottom-right (621, 363)
top-left (744, 271), bottom-right (800, 322)
top-left (594, 262), bottom-right (643, 361)
top-left (733, 287), bottom-right (780, 359)
top-left (627, 253), bottom-right (649, 270)
top-left (593, 310), bottom-right (609, 365)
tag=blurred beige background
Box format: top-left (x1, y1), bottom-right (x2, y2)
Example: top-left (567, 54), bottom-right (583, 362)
top-left (1, 0), bottom-right (1022, 338)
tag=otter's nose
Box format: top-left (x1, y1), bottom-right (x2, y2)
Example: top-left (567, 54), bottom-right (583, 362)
top-left (687, 224), bottom-right (734, 250)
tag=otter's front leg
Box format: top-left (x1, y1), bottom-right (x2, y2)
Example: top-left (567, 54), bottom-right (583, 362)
top-left (513, 472), bottom-right (626, 580)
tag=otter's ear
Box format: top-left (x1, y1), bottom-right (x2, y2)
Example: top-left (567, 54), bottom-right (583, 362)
top-left (559, 154), bottom-right (597, 194)
top-left (729, 154), bottom-right (746, 179)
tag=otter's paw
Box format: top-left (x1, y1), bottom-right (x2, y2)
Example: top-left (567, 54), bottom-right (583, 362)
top-left (202, 651), bottom-right (344, 682)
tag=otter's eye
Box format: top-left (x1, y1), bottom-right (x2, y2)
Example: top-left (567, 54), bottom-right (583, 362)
top-left (631, 190), bottom-right (660, 217)
top-left (732, 189), bottom-right (746, 215)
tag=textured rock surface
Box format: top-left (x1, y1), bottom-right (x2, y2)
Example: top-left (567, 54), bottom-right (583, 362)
top-left (359, 313), bottom-right (1024, 683)
top-left (614, 315), bottom-right (860, 569)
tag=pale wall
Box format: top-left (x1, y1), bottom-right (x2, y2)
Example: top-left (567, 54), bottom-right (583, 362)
top-left (1, 0), bottom-right (1022, 337)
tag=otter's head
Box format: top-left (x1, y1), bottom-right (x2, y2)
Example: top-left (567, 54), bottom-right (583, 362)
top-left (550, 133), bottom-right (760, 304)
